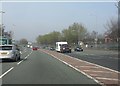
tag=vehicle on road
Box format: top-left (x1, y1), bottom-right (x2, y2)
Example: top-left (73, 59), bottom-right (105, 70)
top-left (0, 45), bottom-right (21, 62)
top-left (56, 42), bottom-right (71, 53)
top-left (60, 44), bottom-right (71, 53)
top-left (74, 46), bottom-right (83, 52)
top-left (32, 47), bottom-right (38, 50)
top-left (50, 47), bottom-right (55, 51)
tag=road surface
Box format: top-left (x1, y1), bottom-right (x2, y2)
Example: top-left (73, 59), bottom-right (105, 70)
top-left (1, 48), bottom-right (100, 85)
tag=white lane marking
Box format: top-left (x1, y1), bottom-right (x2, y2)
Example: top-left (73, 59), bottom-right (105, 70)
top-left (0, 67), bottom-right (14, 78)
top-left (96, 77), bottom-right (119, 81)
top-left (24, 56), bottom-right (28, 59)
top-left (64, 54), bottom-right (120, 73)
top-left (17, 60), bottom-right (24, 65)
top-left (83, 70), bottom-right (112, 73)
top-left (17, 51), bottom-right (33, 65)
top-left (43, 52), bottom-right (103, 85)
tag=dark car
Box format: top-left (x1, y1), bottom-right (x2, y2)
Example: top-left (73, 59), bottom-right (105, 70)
top-left (60, 44), bottom-right (71, 53)
top-left (50, 47), bottom-right (55, 51)
top-left (74, 46), bottom-right (83, 52)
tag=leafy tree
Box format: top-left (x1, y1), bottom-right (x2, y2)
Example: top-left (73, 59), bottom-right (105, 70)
top-left (19, 38), bottom-right (28, 45)
top-left (36, 31), bottom-right (61, 45)
top-left (62, 23), bottom-right (87, 45)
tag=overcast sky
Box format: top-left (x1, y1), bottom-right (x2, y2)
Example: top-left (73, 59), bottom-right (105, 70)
top-left (0, 1), bottom-right (118, 42)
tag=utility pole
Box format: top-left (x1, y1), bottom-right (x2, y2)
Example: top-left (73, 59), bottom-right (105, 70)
top-left (0, 11), bottom-right (5, 36)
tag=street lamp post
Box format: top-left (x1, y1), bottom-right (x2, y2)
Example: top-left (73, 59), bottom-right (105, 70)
top-left (89, 12), bottom-right (98, 48)
top-left (0, 11), bottom-right (5, 36)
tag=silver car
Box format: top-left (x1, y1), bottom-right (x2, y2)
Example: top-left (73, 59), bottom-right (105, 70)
top-left (0, 45), bottom-right (21, 62)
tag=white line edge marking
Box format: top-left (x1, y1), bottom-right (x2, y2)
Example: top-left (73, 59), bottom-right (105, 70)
top-left (41, 51), bottom-right (103, 85)
top-left (50, 54), bottom-right (103, 85)
top-left (0, 67), bottom-right (14, 78)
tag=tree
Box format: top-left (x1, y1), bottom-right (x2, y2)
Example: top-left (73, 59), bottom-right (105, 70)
top-left (105, 18), bottom-right (118, 42)
top-left (36, 31), bottom-right (61, 45)
top-left (19, 38), bottom-right (28, 45)
top-left (62, 23), bottom-right (87, 45)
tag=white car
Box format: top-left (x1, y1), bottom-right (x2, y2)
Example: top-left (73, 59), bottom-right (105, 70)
top-left (0, 45), bottom-right (21, 62)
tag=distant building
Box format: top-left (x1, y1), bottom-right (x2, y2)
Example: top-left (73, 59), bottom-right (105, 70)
top-left (105, 35), bottom-right (111, 43)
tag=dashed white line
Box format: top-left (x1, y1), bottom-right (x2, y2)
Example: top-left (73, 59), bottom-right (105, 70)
top-left (17, 60), bottom-right (24, 65)
top-left (17, 51), bottom-right (32, 65)
top-left (0, 67), bottom-right (14, 78)
top-left (0, 51), bottom-right (33, 79)
top-left (24, 56), bottom-right (28, 59)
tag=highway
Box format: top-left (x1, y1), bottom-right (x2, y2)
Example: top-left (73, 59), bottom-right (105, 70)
top-left (66, 49), bottom-right (119, 72)
top-left (1, 48), bottom-right (100, 85)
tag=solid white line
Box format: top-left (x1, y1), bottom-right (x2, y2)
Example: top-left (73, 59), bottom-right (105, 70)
top-left (96, 77), bottom-right (119, 81)
top-left (0, 67), bottom-right (14, 78)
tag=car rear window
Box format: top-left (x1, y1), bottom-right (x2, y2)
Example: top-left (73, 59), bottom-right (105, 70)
top-left (0, 46), bottom-right (13, 50)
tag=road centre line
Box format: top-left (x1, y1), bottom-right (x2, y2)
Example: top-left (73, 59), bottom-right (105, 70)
top-left (17, 60), bottom-right (24, 65)
top-left (0, 67), bottom-right (14, 78)
top-left (0, 51), bottom-right (33, 79)
top-left (96, 77), bottom-right (119, 81)
top-left (17, 51), bottom-right (32, 65)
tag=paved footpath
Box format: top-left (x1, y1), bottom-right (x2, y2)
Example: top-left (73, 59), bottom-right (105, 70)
top-left (40, 49), bottom-right (120, 86)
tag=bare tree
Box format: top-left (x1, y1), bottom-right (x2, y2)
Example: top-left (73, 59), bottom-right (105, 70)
top-left (105, 18), bottom-right (118, 42)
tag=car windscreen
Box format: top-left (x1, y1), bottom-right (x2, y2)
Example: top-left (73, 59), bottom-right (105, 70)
top-left (0, 46), bottom-right (13, 50)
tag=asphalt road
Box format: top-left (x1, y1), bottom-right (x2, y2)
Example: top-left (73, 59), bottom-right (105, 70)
top-left (66, 49), bottom-right (119, 72)
top-left (1, 49), bottom-right (100, 84)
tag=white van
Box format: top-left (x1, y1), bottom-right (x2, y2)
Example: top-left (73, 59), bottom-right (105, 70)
top-left (56, 42), bottom-right (71, 53)
top-left (56, 42), bottom-right (67, 52)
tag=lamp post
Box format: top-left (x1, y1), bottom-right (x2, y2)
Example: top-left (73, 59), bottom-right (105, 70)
top-left (89, 12), bottom-right (98, 48)
top-left (0, 11), bottom-right (5, 36)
